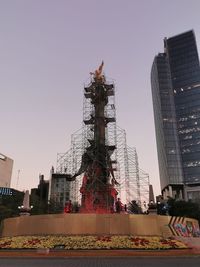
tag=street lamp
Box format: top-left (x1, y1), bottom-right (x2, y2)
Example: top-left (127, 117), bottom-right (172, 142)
top-left (18, 205), bottom-right (33, 216)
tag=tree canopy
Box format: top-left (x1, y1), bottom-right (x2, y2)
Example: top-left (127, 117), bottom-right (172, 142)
top-left (167, 198), bottom-right (200, 223)
top-left (128, 200), bottom-right (142, 214)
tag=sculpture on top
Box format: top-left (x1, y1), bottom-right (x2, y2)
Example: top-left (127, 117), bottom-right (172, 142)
top-left (66, 62), bottom-right (118, 213)
top-left (90, 60), bottom-right (105, 82)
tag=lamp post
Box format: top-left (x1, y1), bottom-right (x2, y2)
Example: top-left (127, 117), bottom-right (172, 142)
top-left (157, 201), bottom-right (161, 215)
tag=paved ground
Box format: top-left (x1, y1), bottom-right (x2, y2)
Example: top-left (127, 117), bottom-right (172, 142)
top-left (0, 257), bottom-right (200, 267)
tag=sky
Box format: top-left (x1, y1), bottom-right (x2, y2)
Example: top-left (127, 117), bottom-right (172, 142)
top-left (1, 0), bottom-right (200, 196)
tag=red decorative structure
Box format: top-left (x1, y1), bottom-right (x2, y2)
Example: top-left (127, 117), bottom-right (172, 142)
top-left (64, 200), bottom-right (73, 213)
top-left (80, 175), bottom-right (118, 213)
top-left (66, 62), bottom-right (119, 213)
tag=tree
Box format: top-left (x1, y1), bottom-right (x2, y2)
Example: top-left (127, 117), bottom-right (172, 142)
top-left (30, 193), bottom-right (48, 215)
top-left (167, 198), bottom-right (200, 223)
top-left (0, 205), bottom-right (13, 221)
top-left (47, 199), bottom-right (63, 214)
top-left (0, 190), bottom-right (24, 224)
top-left (128, 200), bottom-right (142, 214)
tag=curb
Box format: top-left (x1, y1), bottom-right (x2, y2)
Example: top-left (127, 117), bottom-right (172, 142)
top-left (0, 248), bottom-right (199, 258)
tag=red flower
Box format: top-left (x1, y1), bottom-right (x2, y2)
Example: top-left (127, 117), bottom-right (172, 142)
top-left (97, 236), bottom-right (111, 242)
top-left (130, 237), bottom-right (149, 246)
top-left (0, 241), bottom-right (12, 247)
top-left (23, 239), bottom-right (41, 246)
top-left (160, 239), bottom-right (178, 248)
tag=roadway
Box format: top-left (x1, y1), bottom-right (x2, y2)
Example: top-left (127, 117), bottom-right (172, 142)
top-left (0, 256), bottom-right (200, 267)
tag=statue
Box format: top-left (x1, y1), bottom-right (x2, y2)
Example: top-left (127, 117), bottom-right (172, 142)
top-left (65, 63), bottom-right (118, 213)
top-left (90, 61), bottom-right (105, 82)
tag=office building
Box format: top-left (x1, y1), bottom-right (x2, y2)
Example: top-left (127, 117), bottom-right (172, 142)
top-left (0, 153), bottom-right (13, 188)
top-left (48, 167), bottom-right (71, 207)
top-left (151, 30), bottom-right (200, 202)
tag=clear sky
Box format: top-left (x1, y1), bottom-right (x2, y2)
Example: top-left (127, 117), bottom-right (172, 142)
top-left (1, 0), bottom-right (200, 196)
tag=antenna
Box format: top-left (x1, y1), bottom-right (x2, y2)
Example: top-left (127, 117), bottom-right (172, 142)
top-left (16, 170), bottom-right (20, 189)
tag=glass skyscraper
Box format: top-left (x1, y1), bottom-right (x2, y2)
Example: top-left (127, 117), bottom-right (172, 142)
top-left (151, 30), bottom-right (200, 202)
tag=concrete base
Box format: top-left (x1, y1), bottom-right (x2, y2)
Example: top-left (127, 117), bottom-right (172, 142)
top-left (1, 213), bottom-right (198, 237)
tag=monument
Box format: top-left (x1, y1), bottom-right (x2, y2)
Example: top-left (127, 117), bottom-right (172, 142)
top-left (18, 190), bottom-right (32, 216)
top-left (1, 64), bottom-right (199, 239)
top-left (65, 62), bottom-right (118, 213)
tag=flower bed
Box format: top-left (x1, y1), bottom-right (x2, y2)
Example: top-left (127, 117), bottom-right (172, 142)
top-left (0, 236), bottom-right (188, 250)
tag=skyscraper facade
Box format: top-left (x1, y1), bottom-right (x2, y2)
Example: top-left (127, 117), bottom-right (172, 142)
top-left (151, 30), bottom-right (200, 202)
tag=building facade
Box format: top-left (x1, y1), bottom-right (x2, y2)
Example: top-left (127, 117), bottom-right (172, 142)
top-left (151, 30), bottom-right (200, 202)
top-left (48, 167), bottom-right (71, 208)
top-left (0, 153), bottom-right (13, 188)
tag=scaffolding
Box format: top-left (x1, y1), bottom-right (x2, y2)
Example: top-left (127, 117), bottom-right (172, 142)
top-left (54, 76), bottom-right (150, 207)
top-left (56, 129), bottom-right (83, 204)
top-left (115, 127), bottom-right (149, 204)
